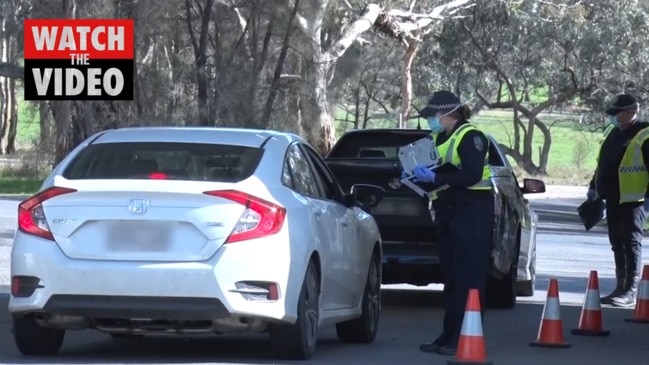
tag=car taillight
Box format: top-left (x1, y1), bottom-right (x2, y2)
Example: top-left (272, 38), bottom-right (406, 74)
top-left (18, 186), bottom-right (77, 241)
top-left (204, 189), bottom-right (286, 243)
top-left (148, 172), bottom-right (168, 179)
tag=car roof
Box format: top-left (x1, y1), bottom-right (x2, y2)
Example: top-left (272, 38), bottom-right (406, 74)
top-left (91, 127), bottom-right (304, 148)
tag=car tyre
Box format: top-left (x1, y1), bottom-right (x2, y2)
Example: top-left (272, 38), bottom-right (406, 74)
top-left (487, 228), bottom-right (520, 310)
top-left (12, 316), bottom-right (65, 356)
top-left (269, 259), bottom-right (320, 360)
top-left (336, 251), bottom-right (381, 343)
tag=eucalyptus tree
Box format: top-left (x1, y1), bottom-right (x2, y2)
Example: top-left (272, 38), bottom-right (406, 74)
top-left (427, 0), bottom-right (649, 175)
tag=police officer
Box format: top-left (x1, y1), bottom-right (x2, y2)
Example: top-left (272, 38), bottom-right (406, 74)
top-left (407, 90), bottom-right (494, 356)
top-left (587, 93), bottom-right (649, 307)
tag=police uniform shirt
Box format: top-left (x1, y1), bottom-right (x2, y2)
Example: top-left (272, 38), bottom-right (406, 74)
top-left (432, 120), bottom-right (490, 200)
top-left (590, 120), bottom-right (649, 201)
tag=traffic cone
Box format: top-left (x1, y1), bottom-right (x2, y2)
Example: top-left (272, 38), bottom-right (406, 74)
top-left (624, 264), bottom-right (649, 324)
top-left (447, 289), bottom-right (493, 365)
top-left (529, 278), bottom-right (571, 348)
top-left (571, 270), bottom-right (610, 336)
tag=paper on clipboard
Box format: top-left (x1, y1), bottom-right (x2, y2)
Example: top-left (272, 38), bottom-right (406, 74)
top-left (398, 136), bottom-right (442, 197)
top-left (398, 136), bottom-right (441, 176)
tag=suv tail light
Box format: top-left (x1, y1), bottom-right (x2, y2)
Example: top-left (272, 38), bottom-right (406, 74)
top-left (18, 187), bottom-right (77, 240)
top-left (204, 190), bottom-right (286, 243)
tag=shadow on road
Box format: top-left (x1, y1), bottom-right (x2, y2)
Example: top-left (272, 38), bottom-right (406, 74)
top-left (1, 291), bottom-right (646, 365)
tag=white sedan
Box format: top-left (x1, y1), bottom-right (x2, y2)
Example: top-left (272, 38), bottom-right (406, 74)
top-left (9, 127), bottom-right (385, 360)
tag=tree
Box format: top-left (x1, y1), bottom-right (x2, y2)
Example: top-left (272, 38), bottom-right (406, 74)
top-left (0, 0), bottom-right (28, 155)
top-left (431, 0), bottom-right (649, 175)
top-left (287, 0), bottom-right (473, 154)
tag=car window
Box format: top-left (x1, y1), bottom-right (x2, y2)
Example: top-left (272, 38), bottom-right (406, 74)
top-left (357, 147), bottom-right (398, 158)
top-left (281, 159), bottom-right (294, 189)
top-left (487, 138), bottom-right (505, 167)
top-left (284, 144), bottom-right (321, 197)
top-left (62, 142), bottom-right (263, 182)
top-left (300, 144), bottom-right (344, 201)
top-left (327, 131), bottom-right (429, 158)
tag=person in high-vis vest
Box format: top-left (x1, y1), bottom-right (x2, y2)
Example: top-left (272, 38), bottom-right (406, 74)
top-left (587, 93), bottom-right (649, 307)
top-left (406, 90), bottom-right (494, 357)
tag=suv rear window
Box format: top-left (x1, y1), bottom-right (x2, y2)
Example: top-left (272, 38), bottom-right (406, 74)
top-left (62, 142), bottom-right (263, 182)
top-left (327, 131), bottom-right (429, 158)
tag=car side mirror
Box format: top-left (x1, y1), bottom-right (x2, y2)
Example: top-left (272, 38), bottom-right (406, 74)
top-left (521, 178), bottom-right (546, 194)
top-left (349, 184), bottom-right (385, 208)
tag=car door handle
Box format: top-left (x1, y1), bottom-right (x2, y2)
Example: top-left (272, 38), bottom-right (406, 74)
top-left (341, 220), bottom-right (349, 227)
top-left (314, 210), bottom-right (322, 218)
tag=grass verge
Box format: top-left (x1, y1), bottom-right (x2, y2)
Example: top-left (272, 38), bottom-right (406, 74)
top-left (0, 179), bottom-right (42, 195)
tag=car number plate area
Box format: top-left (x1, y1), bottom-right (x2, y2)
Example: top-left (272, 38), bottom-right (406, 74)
top-left (371, 199), bottom-right (425, 216)
top-left (107, 220), bottom-right (172, 252)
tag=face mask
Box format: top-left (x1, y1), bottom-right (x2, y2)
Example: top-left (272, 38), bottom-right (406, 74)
top-left (427, 117), bottom-right (444, 133)
top-left (609, 115), bottom-right (620, 127)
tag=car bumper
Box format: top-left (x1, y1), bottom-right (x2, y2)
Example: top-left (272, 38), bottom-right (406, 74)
top-left (382, 241), bottom-right (533, 285)
top-left (9, 232), bottom-right (298, 324)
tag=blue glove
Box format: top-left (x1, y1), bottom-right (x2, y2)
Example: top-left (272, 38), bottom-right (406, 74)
top-left (643, 199), bottom-right (649, 213)
top-left (587, 189), bottom-right (596, 201)
top-left (414, 165), bottom-right (436, 183)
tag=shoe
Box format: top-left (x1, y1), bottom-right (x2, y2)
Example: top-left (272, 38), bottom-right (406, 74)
top-left (435, 345), bottom-right (457, 356)
top-left (601, 269), bottom-right (625, 304)
top-left (610, 272), bottom-right (639, 307)
top-left (419, 341), bottom-right (442, 353)
top-left (419, 333), bottom-right (448, 353)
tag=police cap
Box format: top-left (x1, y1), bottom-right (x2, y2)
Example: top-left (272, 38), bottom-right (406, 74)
top-left (419, 90), bottom-right (462, 118)
top-left (606, 93), bottom-right (640, 116)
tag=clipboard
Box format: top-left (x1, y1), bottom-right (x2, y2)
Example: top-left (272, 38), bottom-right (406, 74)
top-left (399, 163), bottom-right (459, 197)
top-left (398, 136), bottom-right (441, 176)
top-left (577, 198), bottom-right (606, 231)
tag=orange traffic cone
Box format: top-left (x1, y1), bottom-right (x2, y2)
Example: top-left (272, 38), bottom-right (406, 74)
top-left (625, 264), bottom-right (649, 324)
top-left (529, 278), bottom-right (571, 348)
top-left (447, 289), bottom-right (493, 365)
top-left (571, 270), bottom-right (610, 336)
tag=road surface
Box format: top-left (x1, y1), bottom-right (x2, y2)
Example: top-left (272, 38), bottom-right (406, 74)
top-left (0, 196), bottom-right (647, 365)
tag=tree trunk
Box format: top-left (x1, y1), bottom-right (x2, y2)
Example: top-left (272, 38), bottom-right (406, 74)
top-left (52, 0), bottom-right (76, 165)
top-left (39, 101), bottom-right (51, 144)
top-left (4, 77), bottom-right (17, 154)
top-left (0, 17), bottom-right (7, 154)
top-left (399, 40), bottom-right (420, 128)
top-left (185, 0), bottom-right (213, 127)
top-left (285, 56), bottom-right (303, 135)
top-left (263, 0), bottom-right (300, 125)
top-left (301, 54), bottom-right (335, 155)
top-left (353, 81), bottom-right (361, 130)
top-left (52, 100), bottom-right (72, 165)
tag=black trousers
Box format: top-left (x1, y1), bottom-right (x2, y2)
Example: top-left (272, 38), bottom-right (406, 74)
top-left (605, 201), bottom-right (645, 277)
top-left (433, 195), bottom-right (494, 347)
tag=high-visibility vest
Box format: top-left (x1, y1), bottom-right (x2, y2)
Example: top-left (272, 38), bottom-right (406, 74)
top-left (596, 123), bottom-right (649, 203)
top-left (427, 123), bottom-right (492, 200)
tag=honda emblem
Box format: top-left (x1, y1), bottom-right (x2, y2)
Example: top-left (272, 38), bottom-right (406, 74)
top-left (128, 199), bottom-right (149, 215)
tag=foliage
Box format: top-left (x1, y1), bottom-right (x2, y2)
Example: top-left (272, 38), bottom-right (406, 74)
top-left (1, 0), bottom-right (649, 183)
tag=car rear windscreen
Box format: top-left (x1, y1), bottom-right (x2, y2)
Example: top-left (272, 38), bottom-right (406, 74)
top-left (62, 142), bottom-right (263, 182)
top-left (327, 131), bottom-right (430, 159)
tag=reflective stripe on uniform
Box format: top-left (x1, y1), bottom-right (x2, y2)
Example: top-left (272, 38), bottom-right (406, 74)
top-left (618, 126), bottom-right (649, 202)
top-left (622, 128), bottom-right (649, 170)
top-left (595, 124), bottom-right (649, 203)
top-left (441, 124), bottom-right (473, 163)
top-left (427, 123), bottom-right (492, 200)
